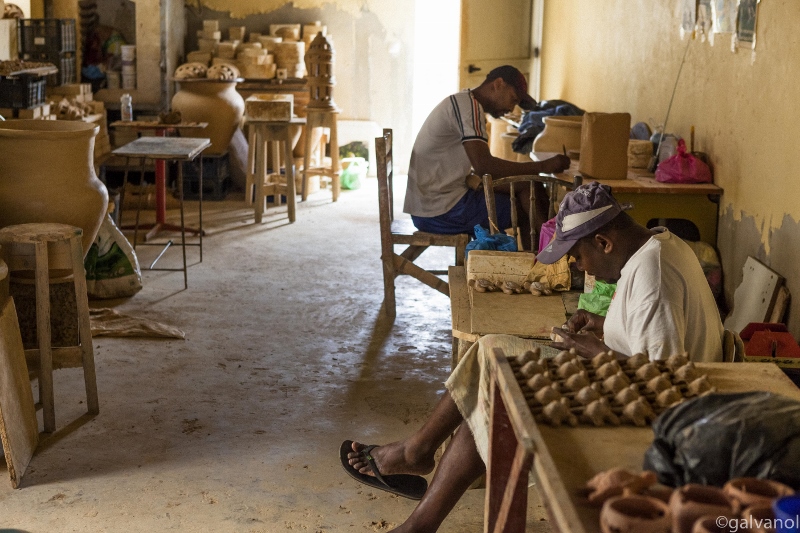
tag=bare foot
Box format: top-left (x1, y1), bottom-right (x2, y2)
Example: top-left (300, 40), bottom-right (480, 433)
top-left (347, 440), bottom-right (435, 477)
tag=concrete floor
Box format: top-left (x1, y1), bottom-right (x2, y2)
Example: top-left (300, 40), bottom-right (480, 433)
top-left (0, 177), bottom-right (551, 532)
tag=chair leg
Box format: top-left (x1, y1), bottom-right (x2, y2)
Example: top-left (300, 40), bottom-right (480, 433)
top-left (34, 241), bottom-right (55, 433)
top-left (382, 254), bottom-right (396, 318)
top-left (70, 236), bottom-right (99, 415)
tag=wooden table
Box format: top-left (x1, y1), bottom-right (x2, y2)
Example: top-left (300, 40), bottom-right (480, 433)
top-left (532, 153), bottom-right (724, 246)
top-left (110, 121), bottom-right (208, 240)
top-left (485, 350), bottom-right (800, 533)
top-left (448, 265), bottom-right (579, 368)
top-left (112, 137), bottom-right (211, 288)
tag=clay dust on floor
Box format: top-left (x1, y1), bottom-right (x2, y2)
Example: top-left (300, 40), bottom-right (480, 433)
top-left (0, 177), bottom-right (551, 532)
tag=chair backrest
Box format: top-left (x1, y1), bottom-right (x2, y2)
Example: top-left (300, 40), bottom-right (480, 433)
top-left (375, 128), bottom-right (394, 224)
top-left (722, 329), bottom-right (745, 362)
top-left (482, 174), bottom-right (541, 252)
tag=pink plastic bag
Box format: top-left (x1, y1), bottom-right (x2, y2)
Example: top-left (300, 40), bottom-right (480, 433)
top-left (655, 139), bottom-right (712, 184)
top-left (538, 217), bottom-right (557, 255)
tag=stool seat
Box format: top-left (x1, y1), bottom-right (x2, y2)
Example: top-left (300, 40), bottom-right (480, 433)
top-left (0, 222), bottom-right (99, 433)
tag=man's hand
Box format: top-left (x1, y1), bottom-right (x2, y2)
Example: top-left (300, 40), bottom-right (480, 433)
top-left (550, 329), bottom-right (609, 360)
top-left (539, 154), bottom-right (571, 175)
top-left (563, 309), bottom-right (605, 336)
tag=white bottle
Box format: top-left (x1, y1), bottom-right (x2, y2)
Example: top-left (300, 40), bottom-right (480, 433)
top-left (120, 93), bottom-right (133, 121)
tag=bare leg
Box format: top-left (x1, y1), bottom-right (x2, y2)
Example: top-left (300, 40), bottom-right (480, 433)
top-left (391, 421), bottom-right (486, 533)
top-left (348, 392), bottom-right (463, 477)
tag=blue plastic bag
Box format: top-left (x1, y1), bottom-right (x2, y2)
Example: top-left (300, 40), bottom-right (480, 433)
top-left (465, 225), bottom-right (517, 258)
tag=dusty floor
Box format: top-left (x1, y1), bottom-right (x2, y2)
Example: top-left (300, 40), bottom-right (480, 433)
top-left (0, 177), bottom-right (551, 532)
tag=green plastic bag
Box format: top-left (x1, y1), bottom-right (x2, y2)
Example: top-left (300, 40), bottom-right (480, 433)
top-left (577, 280), bottom-right (616, 317)
top-left (340, 157), bottom-right (367, 190)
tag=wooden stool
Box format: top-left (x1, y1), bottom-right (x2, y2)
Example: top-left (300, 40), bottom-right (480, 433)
top-left (0, 223), bottom-right (99, 433)
top-left (245, 117), bottom-right (306, 223)
top-left (302, 108), bottom-right (341, 202)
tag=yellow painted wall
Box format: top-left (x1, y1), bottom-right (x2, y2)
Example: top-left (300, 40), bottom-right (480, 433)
top-left (541, 0), bottom-right (800, 251)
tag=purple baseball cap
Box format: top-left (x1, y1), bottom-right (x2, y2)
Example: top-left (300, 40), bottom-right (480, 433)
top-left (536, 182), bottom-right (630, 264)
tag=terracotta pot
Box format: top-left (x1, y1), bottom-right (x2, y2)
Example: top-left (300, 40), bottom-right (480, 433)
top-left (600, 494), bottom-right (672, 533)
top-left (670, 484), bottom-right (736, 533)
top-left (0, 120), bottom-right (108, 255)
top-left (691, 515), bottom-right (738, 533)
top-left (171, 80), bottom-right (245, 155)
top-left (741, 504), bottom-right (776, 533)
top-left (723, 478), bottom-right (794, 509)
top-left (532, 115), bottom-right (583, 153)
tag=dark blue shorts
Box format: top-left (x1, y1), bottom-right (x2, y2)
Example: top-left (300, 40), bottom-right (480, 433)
top-left (411, 189), bottom-right (513, 237)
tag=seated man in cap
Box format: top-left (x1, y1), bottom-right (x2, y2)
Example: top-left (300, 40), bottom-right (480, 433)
top-left (341, 182), bottom-right (723, 532)
top-left (403, 65), bottom-right (570, 249)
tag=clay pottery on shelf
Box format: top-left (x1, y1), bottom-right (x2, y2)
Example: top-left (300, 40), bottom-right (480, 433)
top-left (0, 120), bottom-right (108, 255)
top-left (171, 79), bottom-right (245, 155)
top-left (723, 478), bottom-right (794, 509)
top-left (600, 494), bottom-right (672, 533)
top-left (669, 484), bottom-right (736, 533)
top-left (532, 115), bottom-right (583, 153)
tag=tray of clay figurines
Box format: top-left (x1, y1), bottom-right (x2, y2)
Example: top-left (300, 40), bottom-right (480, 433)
top-left (506, 348), bottom-right (717, 428)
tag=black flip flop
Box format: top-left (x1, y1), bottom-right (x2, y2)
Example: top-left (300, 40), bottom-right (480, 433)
top-left (339, 440), bottom-right (428, 500)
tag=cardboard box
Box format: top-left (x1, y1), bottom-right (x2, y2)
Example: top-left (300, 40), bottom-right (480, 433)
top-left (578, 112), bottom-right (631, 180)
top-left (245, 93), bottom-right (293, 121)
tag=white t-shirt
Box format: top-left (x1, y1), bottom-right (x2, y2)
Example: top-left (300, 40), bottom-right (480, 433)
top-left (403, 89), bottom-right (488, 217)
top-left (603, 228), bottom-right (724, 362)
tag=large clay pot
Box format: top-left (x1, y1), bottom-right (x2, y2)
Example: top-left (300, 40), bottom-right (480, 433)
top-left (171, 79), bottom-right (245, 155)
top-left (669, 484), bottom-right (736, 533)
top-left (0, 120), bottom-right (108, 255)
top-left (600, 494), bottom-right (672, 533)
top-left (532, 115), bottom-right (583, 153)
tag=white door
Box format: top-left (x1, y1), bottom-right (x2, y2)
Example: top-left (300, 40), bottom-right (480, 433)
top-left (459, 0), bottom-right (543, 101)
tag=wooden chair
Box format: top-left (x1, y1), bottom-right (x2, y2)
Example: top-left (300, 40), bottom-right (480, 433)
top-left (376, 129), bottom-right (470, 317)
top-left (723, 329), bottom-right (745, 362)
top-left (482, 173), bottom-right (583, 252)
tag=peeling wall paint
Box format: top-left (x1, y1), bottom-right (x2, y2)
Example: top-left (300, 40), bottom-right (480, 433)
top-left (541, 0), bottom-right (800, 336)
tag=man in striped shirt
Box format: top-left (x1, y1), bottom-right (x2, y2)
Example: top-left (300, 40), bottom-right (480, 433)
top-left (403, 65), bottom-right (570, 250)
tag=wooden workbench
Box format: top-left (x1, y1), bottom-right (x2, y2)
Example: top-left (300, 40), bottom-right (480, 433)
top-left (533, 153), bottom-right (724, 246)
top-left (448, 265), bottom-right (579, 367)
top-left (486, 349), bottom-right (800, 533)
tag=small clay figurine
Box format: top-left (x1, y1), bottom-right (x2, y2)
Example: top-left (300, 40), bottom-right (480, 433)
top-left (554, 349), bottom-right (577, 366)
top-left (585, 468), bottom-right (659, 505)
top-left (614, 384), bottom-right (640, 406)
top-left (602, 371), bottom-right (631, 394)
top-left (646, 373), bottom-right (672, 394)
top-left (557, 360), bottom-right (582, 379)
top-left (576, 385), bottom-right (602, 405)
top-left (502, 280), bottom-right (524, 295)
top-left (626, 352), bottom-right (650, 370)
top-left (470, 278), bottom-right (497, 293)
top-left (635, 362), bottom-right (661, 382)
top-left (673, 362), bottom-right (698, 383)
top-left (665, 352), bottom-right (689, 372)
top-left (534, 383), bottom-right (561, 405)
top-left (656, 386), bottom-right (683, 408)
top-left (516, 349), bottom-right (539, 366)
top-left (591, 351), bottom-right (616, 369)
top-left (622, 397), bottom-right (657, 426)
top-left (596, 360), bottom-right (622, 379)
top-left (524, 280), bottom-right (542, 296)
top-left (687, 375), bottom-right (715, 396)
top-left (541, 397), bottom-right (578, 427)
top-left (520, 360), bottom-right (546, 378)
top-left (582, 398), bottom-right (620, 426)
top-left (526, 373), bottom-right (552, 391)
top-left (565, 370), bottom-right (590, 391)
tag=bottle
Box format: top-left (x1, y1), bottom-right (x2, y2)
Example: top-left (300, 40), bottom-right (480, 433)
top-left (120, 93), bottom-right (133, 122)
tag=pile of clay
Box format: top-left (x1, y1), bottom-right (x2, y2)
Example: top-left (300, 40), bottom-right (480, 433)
top-left (469, 278), bottom-right (553, 296)
top-left (508, 348), bottom-right (716, 427)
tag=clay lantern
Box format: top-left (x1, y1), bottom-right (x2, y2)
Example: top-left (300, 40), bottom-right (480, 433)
top-left (304, 32), bottom-right (338, 111)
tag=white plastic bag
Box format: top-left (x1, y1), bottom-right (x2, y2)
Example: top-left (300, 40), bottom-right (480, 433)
top-left (84, 215), bottom-right (143, 299)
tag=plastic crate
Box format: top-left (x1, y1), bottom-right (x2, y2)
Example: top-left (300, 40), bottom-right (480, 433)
top-left (18, 19), bottom-right (76, 55)
top-left (0, 75), bottom-right (46, 109)
top-left (20, 51), bottom-right (76, 86)
top-left (182, 154), bottom-right (230, 200)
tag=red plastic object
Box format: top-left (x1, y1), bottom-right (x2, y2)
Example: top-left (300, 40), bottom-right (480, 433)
top-left (746, 331), bottom-right (800, 359)
top-left (739, 322), bottom-right (788, 341)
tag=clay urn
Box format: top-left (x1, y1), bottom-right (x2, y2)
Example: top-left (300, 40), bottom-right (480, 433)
top-left (171, 79), bottom-right (245, 155)
top-left (532, 115), bottom-right (583, 153)
top-left (723, 478), bottom-right (794, 509)
top-left (600, 494), bottom-right (672, 533)
top-left (691, 515), bottom-right (738, 533)
top-left (670, 484), bottom-right (737, 533)
top-left (0, 120), bottom-right (108, 256)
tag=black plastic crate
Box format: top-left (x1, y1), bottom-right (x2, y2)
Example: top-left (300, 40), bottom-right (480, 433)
top-left (18, 19), bottom-right (76, 55)
top-left (0, 75), bottom-right (46, 109)
top-left (182, 154), bottom-right (230, 200)
top-left (20, 51), bottom-right (76, 86)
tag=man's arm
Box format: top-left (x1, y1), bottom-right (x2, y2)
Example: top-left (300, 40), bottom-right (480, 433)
top-left (462, 139), bottom-right (570, 178)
